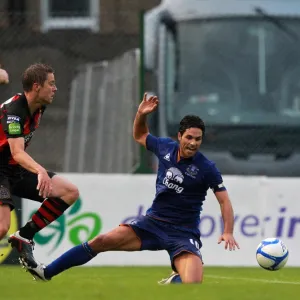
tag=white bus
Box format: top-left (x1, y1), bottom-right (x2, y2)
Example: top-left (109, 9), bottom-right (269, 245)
top-left (144, 0), bottom-right (300, 176)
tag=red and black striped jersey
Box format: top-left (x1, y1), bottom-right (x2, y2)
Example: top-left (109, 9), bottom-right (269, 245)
top-left (0, 93), bottom-right (45, 166)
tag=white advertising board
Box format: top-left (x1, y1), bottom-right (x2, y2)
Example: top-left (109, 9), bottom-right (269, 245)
top-left (21, 175), bottom-right (300, 267)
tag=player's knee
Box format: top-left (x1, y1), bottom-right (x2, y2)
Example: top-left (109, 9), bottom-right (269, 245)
top-left (65, 184), bottom-right (79, 204)
top-left (70, 186), bottom-right (80, 203)
top-left (89, 234), bottom-right (107, 253)
top-left (183, 277), bottom-right (203, 284)
top-left (89, 233), bottom-right (120, 253)
top-left (192, 278), bottom-right (203, 284)
top-left (182, 273), bottom-right (203, 284)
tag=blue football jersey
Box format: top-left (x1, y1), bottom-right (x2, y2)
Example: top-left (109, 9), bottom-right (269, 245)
top-left (145, 134), bottom-right (226, 228)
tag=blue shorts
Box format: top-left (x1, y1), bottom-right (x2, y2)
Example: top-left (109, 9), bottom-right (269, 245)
top-left (123, 215), bottom-right (203, 271)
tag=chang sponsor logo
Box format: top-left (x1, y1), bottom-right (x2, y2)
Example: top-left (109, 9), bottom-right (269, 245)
top-left (163, 167), bottom-right (184, 193)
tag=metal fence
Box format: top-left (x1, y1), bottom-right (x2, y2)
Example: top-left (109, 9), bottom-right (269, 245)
top-left (63, 49), bottom-right (141, 173)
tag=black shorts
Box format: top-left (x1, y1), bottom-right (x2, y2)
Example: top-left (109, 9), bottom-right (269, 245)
top-left (0, 165), bottom-right (56, 211)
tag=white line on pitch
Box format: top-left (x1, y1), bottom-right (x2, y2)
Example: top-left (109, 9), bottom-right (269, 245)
top-left (206, 275), bottom-right (300, 285)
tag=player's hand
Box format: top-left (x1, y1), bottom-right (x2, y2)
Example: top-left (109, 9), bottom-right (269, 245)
top-left (218, 233), bottom-right (240, 251)
top-left (37, 168), bottom-right (52, 198)
top-left (137, 93), bottom-right (159, 115)
top-left (0, 67), bottom-right (9, 84)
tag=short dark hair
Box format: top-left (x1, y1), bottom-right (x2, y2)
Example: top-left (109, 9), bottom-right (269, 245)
top-left (22, 63), bottom-right (54, 92)
top-left (178, 115), bottom-right (205, 136)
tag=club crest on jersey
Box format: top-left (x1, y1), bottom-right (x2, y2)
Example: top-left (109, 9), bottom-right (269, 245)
top-left (186, 164), bottom-right (199, 178)
top-left (163, 167), bottom-right (184, 193)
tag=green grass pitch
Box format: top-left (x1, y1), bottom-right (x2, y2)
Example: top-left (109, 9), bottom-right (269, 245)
top-left (1, 266), bottom-right (300, 300)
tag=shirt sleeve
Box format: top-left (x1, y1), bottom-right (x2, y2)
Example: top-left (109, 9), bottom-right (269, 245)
top-left (1, 104), bottom-right (25, 139)
top-left (146, 134), bottom-right (173, 157)
top-left (205, 163), bottom-right (226, 193)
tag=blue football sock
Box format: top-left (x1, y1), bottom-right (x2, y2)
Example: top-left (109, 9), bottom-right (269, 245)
top-left (44, 242), bottom-right (97, 279)
top-left (171, 274), bottom-right (182, 284)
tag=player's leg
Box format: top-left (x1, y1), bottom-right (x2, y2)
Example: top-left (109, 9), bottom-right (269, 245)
top-left (173, 252), bottom-right (203, 283)
top-left (161, 255), bottom-right (203, 284)
top-left (15, 173), bottom-right (79, 239)
top-left (11, 171), bottom-right (78, 239)
top-left (164, 232), bottom-right (204, 284)
top-left (9, 171), bottom-right (79, 266)
top-left (88, 225), bottom-right (141, 252)
top-left (39, 225), bottom-right (142, 280)
top-left (48, 174), bottom-right (79, 205)
top-left (23, 216), bottom-right (164, 281)
top-left (24, 225), bottom-right (142, 281)
top-left (41, 218), bottom-right (163, 280)
top-left (0, 176), bottom-right (14, 240)
top-left (0, 205), bottom-right (11, 240)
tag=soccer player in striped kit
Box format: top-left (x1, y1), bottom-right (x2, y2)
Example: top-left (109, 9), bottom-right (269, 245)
top-left (0, 63), bottom-right (79, 268)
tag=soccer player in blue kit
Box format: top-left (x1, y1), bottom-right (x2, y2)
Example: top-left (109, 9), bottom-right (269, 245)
top-left (22, 93), bottom-right (239, 284)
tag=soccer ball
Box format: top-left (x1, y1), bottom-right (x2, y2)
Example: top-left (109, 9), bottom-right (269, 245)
top-left (256, 238), bottom-right (289, 271)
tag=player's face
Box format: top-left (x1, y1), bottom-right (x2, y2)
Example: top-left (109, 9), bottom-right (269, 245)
top-left (178, 127), bottom-right (203, 158)
top-left (37, 73), bottom-right (57, 104)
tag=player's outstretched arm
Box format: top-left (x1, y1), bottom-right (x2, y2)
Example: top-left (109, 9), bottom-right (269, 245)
top-left (133, 92), bottom-right (159, 147)
top-left (215, 190), bottom-right (240, 251)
